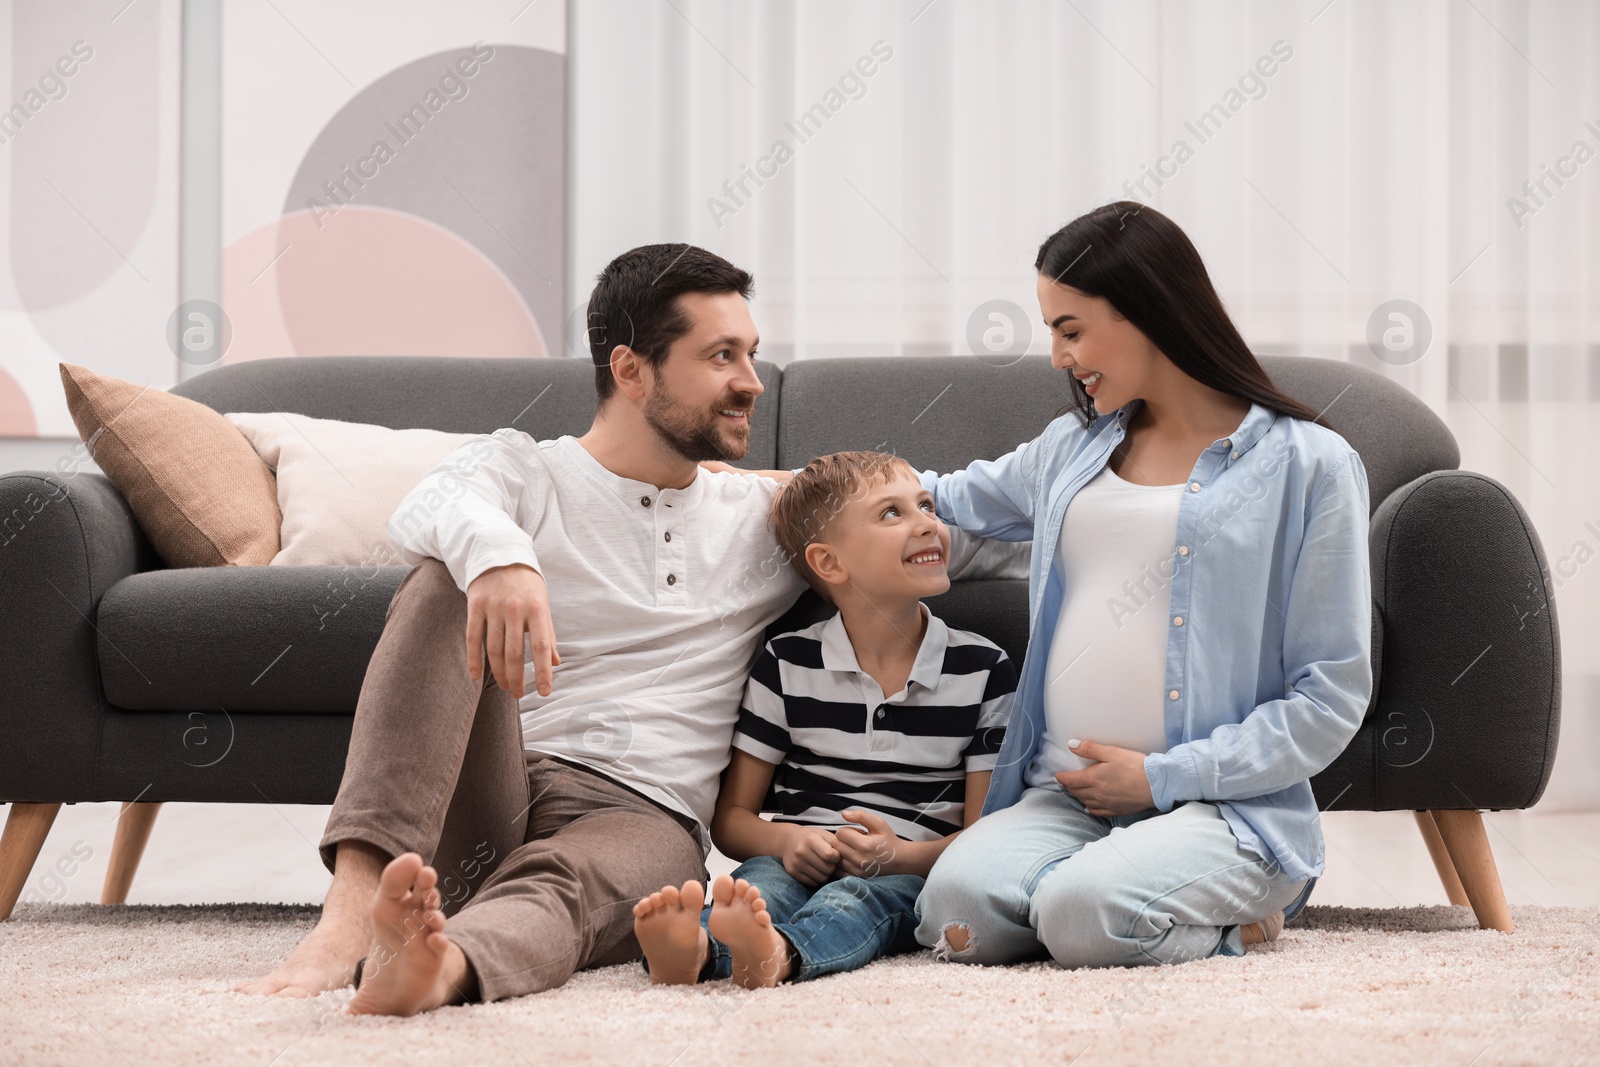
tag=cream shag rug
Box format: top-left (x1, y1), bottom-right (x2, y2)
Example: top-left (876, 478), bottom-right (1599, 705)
top-left (1, 902), bottom-right (1596, 1066)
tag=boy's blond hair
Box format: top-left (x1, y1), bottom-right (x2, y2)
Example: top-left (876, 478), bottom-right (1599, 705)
top-left (771, 450), bottom-right (917, 602)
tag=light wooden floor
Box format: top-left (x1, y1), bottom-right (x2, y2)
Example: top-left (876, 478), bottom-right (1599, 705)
top-left (6, 802), bottom-right (1599, 910)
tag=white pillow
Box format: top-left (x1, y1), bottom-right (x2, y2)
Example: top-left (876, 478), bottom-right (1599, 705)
top-left (224, 411), bottom-right (478, 567)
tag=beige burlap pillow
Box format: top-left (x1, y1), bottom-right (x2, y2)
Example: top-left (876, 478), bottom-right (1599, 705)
top-left (59, 363), bottom-right (281, 567)
top-left (223, 411), bottom-right (477, 567)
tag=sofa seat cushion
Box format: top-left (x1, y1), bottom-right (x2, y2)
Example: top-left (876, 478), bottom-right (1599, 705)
top-left (96, 567), bottom-right (1036, 714)
top-left (96, 566), bottom-right (412, 712)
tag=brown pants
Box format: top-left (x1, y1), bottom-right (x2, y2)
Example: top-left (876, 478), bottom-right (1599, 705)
top-left (319, 557), bottom-right (708, 1002)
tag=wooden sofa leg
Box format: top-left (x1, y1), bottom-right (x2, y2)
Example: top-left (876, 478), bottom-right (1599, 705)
top-left (1413, 810), bottom-right (1471, 907)
top-left (102, 802), bottom-right (162, 905)
top-left (1430, 809), bottom-right (1514, 933)
top-left (0, 803), bottom-right (63, 921)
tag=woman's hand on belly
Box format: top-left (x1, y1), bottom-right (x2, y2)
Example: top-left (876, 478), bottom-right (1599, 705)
top-left (1053, 739), bottom-right (1156, 817)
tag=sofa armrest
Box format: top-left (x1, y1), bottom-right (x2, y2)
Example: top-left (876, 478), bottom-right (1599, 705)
top-left (0, 471), bottom-right (161, 802)
top-left (1366, 470), bottom-right (1561, 810)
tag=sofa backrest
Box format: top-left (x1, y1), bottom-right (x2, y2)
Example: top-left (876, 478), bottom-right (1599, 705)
top-left (776, 356), bottom-right (1071, 473)
top-left (1257, 355), bottom-right (1458, 515)
top-left (169, 355), bottom-right (784, 470)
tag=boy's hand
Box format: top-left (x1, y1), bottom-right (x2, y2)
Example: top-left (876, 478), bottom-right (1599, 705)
top-left (782, 827), bottom-right (841, 887)
top-left (1054, 739), bottom-right (1155, 816)
top-left (835, 811), bottom-right (902, 878)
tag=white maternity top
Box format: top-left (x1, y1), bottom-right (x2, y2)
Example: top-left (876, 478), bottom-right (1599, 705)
top-left (1025, 462), bottom-right (1185, 787)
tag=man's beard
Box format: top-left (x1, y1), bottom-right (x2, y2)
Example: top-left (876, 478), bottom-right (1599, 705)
top-left (642, 379), bottom-right (755, 463)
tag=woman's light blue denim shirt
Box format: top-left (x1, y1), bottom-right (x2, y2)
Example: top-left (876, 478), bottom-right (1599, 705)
top-left (918, 396), bottom-right (1373, 885)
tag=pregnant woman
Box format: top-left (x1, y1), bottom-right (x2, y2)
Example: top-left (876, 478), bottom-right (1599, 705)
top-left (913, 201), bottom-right (1374, 968)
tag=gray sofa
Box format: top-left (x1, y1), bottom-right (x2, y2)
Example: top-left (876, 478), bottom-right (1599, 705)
top-left (0, 355), bottom-right (1561, 932)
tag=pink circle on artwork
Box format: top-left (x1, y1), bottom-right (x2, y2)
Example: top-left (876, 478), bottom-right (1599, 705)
top-left (220, 205), bottom-right (547, 363)
top-left (0, 365), bottom-right (38, 437)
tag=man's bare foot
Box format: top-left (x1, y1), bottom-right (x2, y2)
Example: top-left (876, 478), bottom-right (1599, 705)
top-left (235, 842), bottom-right (384, 997)
top-left (344, 852), bottom-right (467, 1017)
top-left (634, 879), bottom-right (711, 985)
top-left (1241, 909), bottom-right (1286, 948)
top-left (235, 923), bottom-right (367, 997)
top-left (707, 875), bottom-right (792, 989)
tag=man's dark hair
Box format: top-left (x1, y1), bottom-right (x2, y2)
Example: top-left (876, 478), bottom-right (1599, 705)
top-left (585, 244), bottom-right (754, 402)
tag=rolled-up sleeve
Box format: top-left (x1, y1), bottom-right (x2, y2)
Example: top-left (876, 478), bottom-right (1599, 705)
top-left (917, 428), bottom-right (1048, 543)
top-left (387, 428), bottom-right (546, 593)
top-left (944, 526), bottom-right (1033, 580)
top-left (1145, 450), bottom-right (1374, 809)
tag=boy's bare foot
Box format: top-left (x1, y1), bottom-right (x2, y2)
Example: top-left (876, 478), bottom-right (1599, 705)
top-left (344, 852), bottom-right (468, 1017)
top-left (235, 841), bottom-right (384, 997)
top-left (1240, 908), bottom-right (1286, 947)
top-left (634, 879), bottom-right (712, 985)
top-left (707, 874), bottom-right (792, 989)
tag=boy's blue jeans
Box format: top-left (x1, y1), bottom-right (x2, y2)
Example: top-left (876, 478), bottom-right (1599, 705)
top-left (643, 854), bottom-right (925, 983)
top-left (914, 786), bottom-right (1310, 967)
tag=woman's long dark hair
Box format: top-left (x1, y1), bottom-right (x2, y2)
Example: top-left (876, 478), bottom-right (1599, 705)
top-left (1036, 201), bottom-right (1335, 433)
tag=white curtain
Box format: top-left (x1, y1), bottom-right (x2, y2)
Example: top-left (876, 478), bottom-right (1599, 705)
top-left (572, 0), bottom-right (1599, 811)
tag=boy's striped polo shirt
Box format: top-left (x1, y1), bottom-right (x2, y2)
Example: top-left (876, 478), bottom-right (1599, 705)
top-left (732, 602), bottom-right (1017, 843)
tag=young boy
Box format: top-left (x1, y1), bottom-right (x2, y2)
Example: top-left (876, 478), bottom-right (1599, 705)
top-left (632, 450), bottom-right (1018, 988)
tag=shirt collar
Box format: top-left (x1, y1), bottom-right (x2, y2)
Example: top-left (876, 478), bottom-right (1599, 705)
top-left (818, 601), bottom-right (950, 694)
top-left (1109, 397), bottom-right (1278, 461)
top-left (558, 435), bottom-right (707, 508)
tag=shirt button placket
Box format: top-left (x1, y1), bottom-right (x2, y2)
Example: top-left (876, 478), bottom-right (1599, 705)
top-left (1168, 475), bottom-right (1191, 711)
top-left (666, 513), bottom-right (681, 589)
top-left (650, 492), bottom-right (680, 593)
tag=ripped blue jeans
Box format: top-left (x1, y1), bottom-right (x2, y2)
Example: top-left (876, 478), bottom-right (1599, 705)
top-left (913, 786), bottom-right (1310, 967)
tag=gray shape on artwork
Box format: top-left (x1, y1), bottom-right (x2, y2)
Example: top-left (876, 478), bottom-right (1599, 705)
top-left (284, 44), bottom-right (565, 353)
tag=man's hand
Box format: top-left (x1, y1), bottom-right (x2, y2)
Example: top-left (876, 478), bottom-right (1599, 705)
top-left (466, 562), bottom-right (560, 699)
top-left (1054, 739), bottom-right (1156, 817)
top-left (781, 826), bottom-right (841, 887)
top-left (835, 811), bottom-right (902, 878)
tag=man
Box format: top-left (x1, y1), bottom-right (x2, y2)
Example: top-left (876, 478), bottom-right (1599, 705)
top-left (237, 244), bottom-right (1023, 1015)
